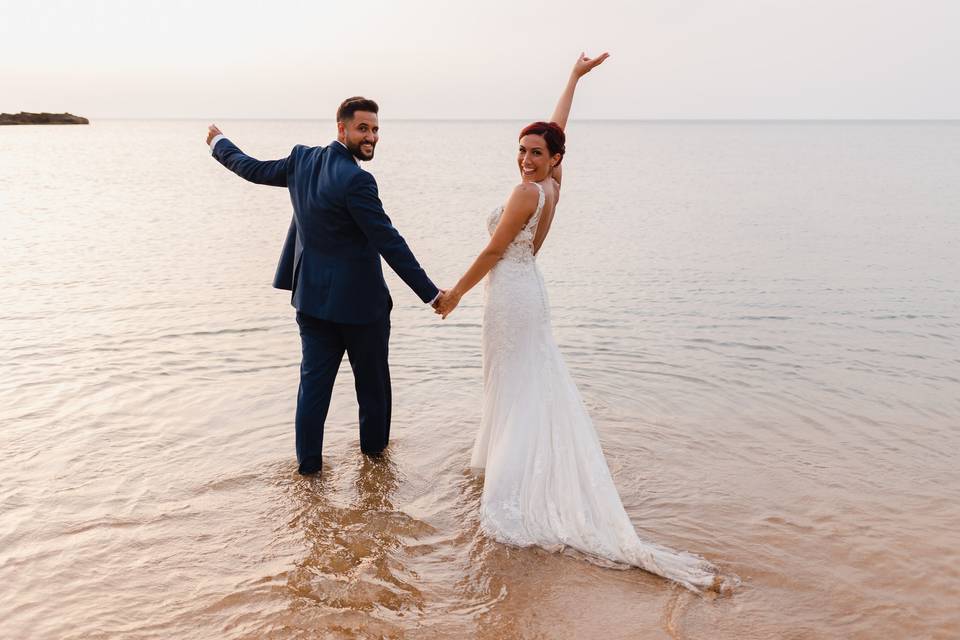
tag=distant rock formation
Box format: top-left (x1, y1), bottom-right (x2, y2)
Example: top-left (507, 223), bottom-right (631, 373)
top-left (0, 112), bottom-right (89, 125)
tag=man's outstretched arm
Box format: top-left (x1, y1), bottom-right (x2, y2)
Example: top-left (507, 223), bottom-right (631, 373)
top-left (206, 124), bottom-right (290, 187)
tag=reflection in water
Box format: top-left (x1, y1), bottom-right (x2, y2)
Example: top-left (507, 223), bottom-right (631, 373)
top-left (282, 452), bottom-right (433, 636)
top-left (454, 468), bottom-right (710, 640)
top-left (453, 470), bottom-right (509, 619)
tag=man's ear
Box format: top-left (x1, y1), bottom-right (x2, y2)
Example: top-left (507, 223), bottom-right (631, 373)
top-left (337, 120), bottom-right (346, 138)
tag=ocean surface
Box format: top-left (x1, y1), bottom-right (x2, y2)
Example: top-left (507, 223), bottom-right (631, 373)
top-left (1, 120), bottom-right (958, 639)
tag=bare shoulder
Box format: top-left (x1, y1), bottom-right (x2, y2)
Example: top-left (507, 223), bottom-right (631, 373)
top-left (508, 182), bottom-right (541, 206)
top-left (496, 183), bottom-right (541, 224)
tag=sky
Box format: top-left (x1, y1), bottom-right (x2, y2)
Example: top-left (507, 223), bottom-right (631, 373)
top-left (2, 0), bottom-right (959, 120)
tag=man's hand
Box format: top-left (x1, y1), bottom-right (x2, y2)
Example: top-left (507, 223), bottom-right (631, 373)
top-left (431, 289), bottom-right (446, 312)
top-left (206, 124), bottom-right (223, 146)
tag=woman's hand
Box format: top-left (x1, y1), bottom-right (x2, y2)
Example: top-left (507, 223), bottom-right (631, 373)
top-left (435, 288), bottom-right (463, 319)
top-left (572, 51), bottom-right (610, 79)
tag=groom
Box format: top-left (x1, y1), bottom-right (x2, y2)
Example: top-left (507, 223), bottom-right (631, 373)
top-left (206, 97), bottom-right (442, 475)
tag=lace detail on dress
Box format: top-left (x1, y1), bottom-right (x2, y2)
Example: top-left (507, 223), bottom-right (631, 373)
top-left (485, 182), bottom-right (546, 264)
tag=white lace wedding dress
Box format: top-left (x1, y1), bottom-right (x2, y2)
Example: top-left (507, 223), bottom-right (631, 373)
top-left (471, 182), bottom-right (734, 594)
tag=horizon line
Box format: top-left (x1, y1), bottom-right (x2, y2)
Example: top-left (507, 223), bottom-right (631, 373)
top-left (71, 116), bottom-right (960, 123)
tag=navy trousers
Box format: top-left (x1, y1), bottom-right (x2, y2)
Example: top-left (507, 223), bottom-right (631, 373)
top-left (294, 310), bottom-right (392, 475)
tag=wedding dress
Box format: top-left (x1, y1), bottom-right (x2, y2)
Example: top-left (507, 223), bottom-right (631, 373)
top-left (471, 181), bottom-right (735, 593)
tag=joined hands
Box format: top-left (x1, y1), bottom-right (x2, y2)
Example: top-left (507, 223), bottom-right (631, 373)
top-left (433, 288), bottom-right (461, 319)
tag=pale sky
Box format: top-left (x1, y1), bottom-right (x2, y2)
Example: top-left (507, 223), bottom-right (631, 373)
top-left (2, 0), bottom-right (958, 119)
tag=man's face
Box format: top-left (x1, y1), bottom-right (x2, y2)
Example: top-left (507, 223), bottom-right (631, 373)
top-left (338, 111), bottom-right (379, 161)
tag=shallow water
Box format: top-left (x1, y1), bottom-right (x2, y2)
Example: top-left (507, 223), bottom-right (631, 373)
top-left (1, 120), bottom-right (958, 638)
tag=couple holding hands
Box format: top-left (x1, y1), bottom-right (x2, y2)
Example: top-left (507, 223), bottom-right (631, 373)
top-left (208, 52), bottom-right (735, 593)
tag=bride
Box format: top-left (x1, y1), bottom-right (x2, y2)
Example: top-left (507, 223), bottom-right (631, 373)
top-left (435, 52), bottom-right (736, 594)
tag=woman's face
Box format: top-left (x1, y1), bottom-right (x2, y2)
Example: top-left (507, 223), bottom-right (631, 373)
top-left (517, 134), bottom-right (559, 182)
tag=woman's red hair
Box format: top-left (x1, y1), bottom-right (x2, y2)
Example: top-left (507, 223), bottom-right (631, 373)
top-left (519, 121), bottom-right (566, 165)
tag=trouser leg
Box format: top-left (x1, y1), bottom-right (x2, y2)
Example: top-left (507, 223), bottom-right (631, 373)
top-left (295, 311), bottom-right (344, 474)
top-left (342, 311), bottom-right (392, 454)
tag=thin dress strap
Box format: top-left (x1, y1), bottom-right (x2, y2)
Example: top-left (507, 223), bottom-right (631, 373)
top-left (528, 181), bottom-right (546, 229)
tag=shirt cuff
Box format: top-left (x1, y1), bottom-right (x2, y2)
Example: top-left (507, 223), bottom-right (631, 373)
top-left (428, 291), bottom-right (442, 306)
top-left (208, 134), bottom-right (226, 155)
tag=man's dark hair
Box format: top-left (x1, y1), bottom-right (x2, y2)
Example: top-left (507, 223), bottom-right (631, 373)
top-left (337, 96), bottom-right (379, 122)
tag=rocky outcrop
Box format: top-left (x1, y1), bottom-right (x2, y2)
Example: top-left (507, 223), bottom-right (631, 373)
top-left (0, 112), bottom-right (89, 125)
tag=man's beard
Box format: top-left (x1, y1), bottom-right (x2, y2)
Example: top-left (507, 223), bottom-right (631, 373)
top-left (346, 139), bottom-right (375, 161)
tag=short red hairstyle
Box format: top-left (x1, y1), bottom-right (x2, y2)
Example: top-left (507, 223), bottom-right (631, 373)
top-left (519, 121), bottom-right (566, 165)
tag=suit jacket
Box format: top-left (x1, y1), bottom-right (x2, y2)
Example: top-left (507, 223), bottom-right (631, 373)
top-left (213, 138), bottom-right (439, 324)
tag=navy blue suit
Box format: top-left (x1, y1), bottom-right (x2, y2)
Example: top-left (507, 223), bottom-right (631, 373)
top-left (212, 137), bottom-right (438, 474)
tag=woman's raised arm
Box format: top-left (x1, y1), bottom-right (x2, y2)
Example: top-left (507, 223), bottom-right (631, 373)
top-left (550, 51), bottom-right (610, 131)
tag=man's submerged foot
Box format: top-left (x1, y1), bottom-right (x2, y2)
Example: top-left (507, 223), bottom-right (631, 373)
top-left (298, 461), bottom-right (322, 475)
